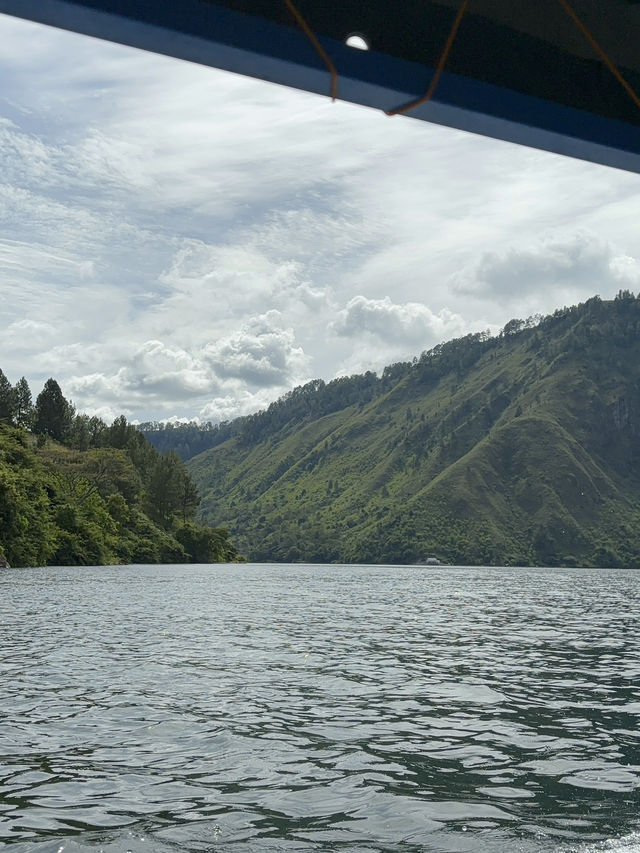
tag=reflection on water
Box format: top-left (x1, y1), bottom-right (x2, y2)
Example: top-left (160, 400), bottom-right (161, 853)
top-left (0, 564), bottom-right (639, 852)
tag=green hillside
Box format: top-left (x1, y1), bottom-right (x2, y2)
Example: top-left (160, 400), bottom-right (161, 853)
top-left (0, 376), bottom-right (240, 568)
top-left (186, 293), bottom-right (640, 567)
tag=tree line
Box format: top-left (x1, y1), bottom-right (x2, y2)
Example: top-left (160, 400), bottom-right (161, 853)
top-left (0, 372), bottom-right (240, 567)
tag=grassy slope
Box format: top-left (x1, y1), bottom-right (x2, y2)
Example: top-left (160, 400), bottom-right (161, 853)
top-left (188, 297), bottom-right (640, 567)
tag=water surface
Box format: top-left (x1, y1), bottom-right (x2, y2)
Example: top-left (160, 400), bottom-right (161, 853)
top-left (1, 564), bottom-right (639, 852)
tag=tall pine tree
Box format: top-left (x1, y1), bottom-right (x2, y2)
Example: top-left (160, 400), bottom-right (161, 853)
top-left (34, 379), bottom-right (73, 441)
top-left (0, 369), bottom-right (15, 422)
top-left (13, 377), bottom-right (33, 428)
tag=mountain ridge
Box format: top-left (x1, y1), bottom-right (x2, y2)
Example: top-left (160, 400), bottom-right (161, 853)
top-left (144, 293), bottom-right (640, 567)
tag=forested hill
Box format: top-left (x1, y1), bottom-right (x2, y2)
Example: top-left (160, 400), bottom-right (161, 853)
top-left (184, 293), bottom-right (640, 568)
top-left (0, 377), bottom-right (239, 568)
top-left (139, 369), bottom-right (412, 461)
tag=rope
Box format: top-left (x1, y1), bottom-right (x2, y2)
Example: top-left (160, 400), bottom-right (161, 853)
top-left (386, 0), bottom-right (471, 116)
top-left (283, 0), bottom-right (338, 101)
top-left (282, 0), bottom-right (639, 118)
top-left (555, 0), bottom-right (640, 113)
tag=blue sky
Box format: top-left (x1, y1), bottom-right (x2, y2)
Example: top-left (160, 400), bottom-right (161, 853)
top-left (1, 12), bottom-right (640, 423)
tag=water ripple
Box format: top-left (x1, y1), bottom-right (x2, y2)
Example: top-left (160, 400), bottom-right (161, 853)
top-left (0, 564), bottom-right (639, 852)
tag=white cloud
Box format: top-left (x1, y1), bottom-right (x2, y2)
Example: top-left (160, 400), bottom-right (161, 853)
top-left (66, 341), bottom-right (220, 406)
top-left (198, 385), bottom-right (294, 423)
top-left (609, 254), bottom-right (640, 288)
top-left (450, 234), bottom-right (640, 307)
top-left (203, 311), bottom-right (309, 388)
top-left (1, 12), bottom-right (640, 422)
top-left (61, 314), bottom-right (310, 420)
top-left (5, 318), bottom-right (56, 344)
top-left (0, 238), bottom-right (94, 278)
top-left (331, 295), bottom-right (465, 346)
top-left (69, 129), bottom-right (152, 192)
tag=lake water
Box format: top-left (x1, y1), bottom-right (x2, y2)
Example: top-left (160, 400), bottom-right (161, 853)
top-left (0, 564), bottom-right (639, 853)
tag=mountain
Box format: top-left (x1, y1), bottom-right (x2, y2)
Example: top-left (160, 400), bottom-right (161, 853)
top-left (181, 293), bottom-right (640, 568)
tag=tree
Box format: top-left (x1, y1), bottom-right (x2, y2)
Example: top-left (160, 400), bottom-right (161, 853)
top-left (502, 318), bottom-right (525, 337)
top-left (44, 446), bottom-right (141, 505)
top-left (0, 370), bottom-right (15, 422)
top-left (69, 414), bottom-right (92, 451)
top-left (179, 470), bottom-right (201, 523)
top-left (68, 413), bottom-right (108, 451)
top-left (34, 379), bottom-right (74, 441)
top-left (107, 414), bottom-right (132, 449)
top-left (87, 415), bottom-right (108, 448)
top-left (13, 377), bottom-right (33, 428)
top-left (175, 523), bottom-right (237, 562)
top-left (146, 451), bottom-right (184, 527)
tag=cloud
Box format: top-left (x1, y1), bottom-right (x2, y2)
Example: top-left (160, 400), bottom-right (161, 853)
top-left (198, 385), bottom-right (295, 423)
top-left (451, 234), bottom-right (640, 304)
top-left (203, 311), bottom-right (309, 388)
top-left (239, 205), bottom-right (379, 275)
top-left (67, 341), bottom-right (220, 405)
top-left (331, 295), bottom-right (465, 347)
top-left (62, 314), bottom-right (310, 421)
top-left (0, 238), bottom-right (95, 279)
top-left (2, 13), bottom-right (640, 423)
top-left (4, 318), bottom-right (56, 347)
top-left (0, 119), bottom-right (61, 188)
top-left (150, 240), bottom-right (334, 347)
top-left (158, 241), bottom-right (275, 299)
top-left (121, 341), bottom-right (218, 398)
top-left (609, 254), bottom-right (640, 288)
top-left (326, 295), bottom-right (480, 379)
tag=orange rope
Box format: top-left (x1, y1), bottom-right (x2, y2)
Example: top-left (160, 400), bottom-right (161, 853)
top-left (386, 0), bottom-right (471, 116)
top-left (283, 0), bottom-right (338, 101)
top-left (555, 0), bottom-right (640, 113)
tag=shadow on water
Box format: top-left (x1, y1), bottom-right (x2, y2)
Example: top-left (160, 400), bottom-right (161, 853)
top-left (0, 564), bottom-right (639, 852)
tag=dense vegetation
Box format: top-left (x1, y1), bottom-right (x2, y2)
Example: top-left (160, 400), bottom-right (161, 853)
top-left (168, 292), bottom-right (640, 568)
top-left (0, 376), bottom-right (239, 568)
top-left (138, 371), bottom-right (405, 461)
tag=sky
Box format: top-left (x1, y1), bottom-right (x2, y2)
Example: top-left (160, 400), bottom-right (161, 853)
top-left (1, 13), bottom-right (640, 424)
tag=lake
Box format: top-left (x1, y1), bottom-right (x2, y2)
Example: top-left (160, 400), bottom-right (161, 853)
top-left (0, 564), bottom-right (639, 853)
